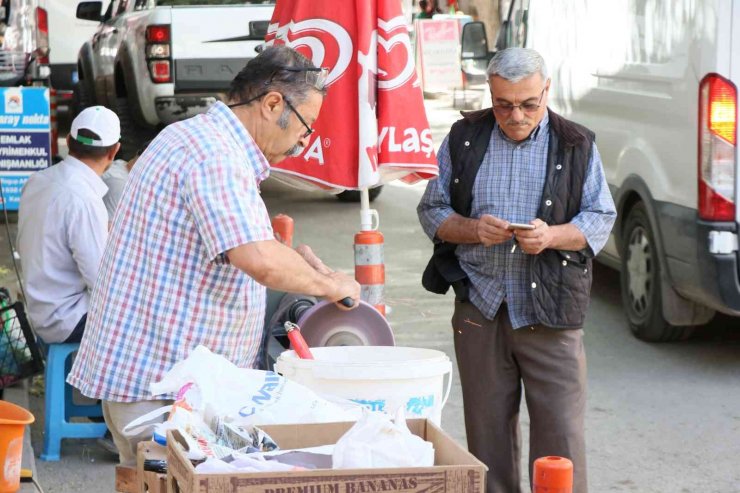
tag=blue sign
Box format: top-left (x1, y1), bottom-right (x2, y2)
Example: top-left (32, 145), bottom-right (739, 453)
top-left (0, 87), bottom-right (51, 210)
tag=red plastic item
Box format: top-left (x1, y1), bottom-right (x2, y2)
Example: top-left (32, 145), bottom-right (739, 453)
top-left (285, 322), bottom-right (314, 359)
top-left (533, 456), bottom-right (573, 493)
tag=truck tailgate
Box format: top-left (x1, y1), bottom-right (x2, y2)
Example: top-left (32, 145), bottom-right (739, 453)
top-left (170, 5), bottom-right (274, 91)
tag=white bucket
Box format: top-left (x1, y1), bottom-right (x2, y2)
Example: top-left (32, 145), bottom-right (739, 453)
top-left (274, 346), bottom-right (453, 425)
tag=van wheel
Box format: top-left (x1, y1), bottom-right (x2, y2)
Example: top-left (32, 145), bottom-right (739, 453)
top-left (336, 187), bottom-right (383, 202)
top-left (113, 96), bottom-right (157, 161)
top-left (620, 202), bottom-right (693, 342)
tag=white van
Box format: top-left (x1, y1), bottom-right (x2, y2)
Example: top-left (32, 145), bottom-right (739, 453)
top-left (494, 0), bottom-right (740, 341)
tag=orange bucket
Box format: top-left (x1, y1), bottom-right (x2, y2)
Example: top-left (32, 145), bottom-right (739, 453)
top-left (0, 400), bottom-right (34, 493)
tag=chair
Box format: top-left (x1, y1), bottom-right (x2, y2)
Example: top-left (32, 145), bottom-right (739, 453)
top-left (39, 342), bottom-right (108, 461)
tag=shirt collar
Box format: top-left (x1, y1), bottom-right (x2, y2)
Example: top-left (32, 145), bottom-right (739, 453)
top-left (64, 155), bottom-right (108, 198)
top-left (495, 110), bottom-right (550, 144)
top-left (208, 101), bottom-right (271, 183)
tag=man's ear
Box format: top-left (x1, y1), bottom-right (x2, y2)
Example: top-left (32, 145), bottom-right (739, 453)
top-left (108, 142), bottom-right (122, 161)
top-left (262, 91), bottom-right (283, 117)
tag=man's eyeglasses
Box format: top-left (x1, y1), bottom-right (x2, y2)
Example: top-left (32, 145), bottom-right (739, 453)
top-left (269, 66), bottom-right (329, 91)
top-left (283, 97), bottom-right (314, 139)
top-left (227, 65), bottom-right (329, 112)
top-left (492, 87), bottom-right (546, 116)
top-left (229, 92), bottom-right (314, 138)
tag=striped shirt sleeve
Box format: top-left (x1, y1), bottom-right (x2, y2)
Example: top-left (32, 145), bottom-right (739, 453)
top-left (182, 152), bottom-right (273, 262)
top-left (417, 134), bottom-right (455, 242)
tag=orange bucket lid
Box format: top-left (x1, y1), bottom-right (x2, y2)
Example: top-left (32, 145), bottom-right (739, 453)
top-left (0, 400), bottom-right (34, 425)
top-left (533, 456), bottom-right (573, 489)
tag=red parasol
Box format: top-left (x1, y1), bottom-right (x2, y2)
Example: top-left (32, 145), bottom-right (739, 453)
top-left (265, 0), bottom-right (438, 194)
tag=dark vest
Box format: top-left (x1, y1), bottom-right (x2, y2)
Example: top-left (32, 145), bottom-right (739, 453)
top-left (422, 108), bottom-right (595, 329)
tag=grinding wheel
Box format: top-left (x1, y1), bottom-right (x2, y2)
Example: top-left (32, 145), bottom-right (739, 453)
top-left (296, 300), bottom-right (395, 347)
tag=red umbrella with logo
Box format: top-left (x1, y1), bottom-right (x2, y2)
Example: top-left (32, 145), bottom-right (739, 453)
top-left (265, 0), bottom-right (438, 314)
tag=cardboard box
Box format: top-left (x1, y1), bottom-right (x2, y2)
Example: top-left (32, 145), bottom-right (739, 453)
top-left (114, 442), bottom-right (167, 493)
top-left (167, 419), bottom-right (486, 493)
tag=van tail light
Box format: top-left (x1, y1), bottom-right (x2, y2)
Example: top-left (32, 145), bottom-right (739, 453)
top-left (699, 73), bottom-right (737, 221)
top-left (146, 25), bottom-right (172, 83)
top-left (35, 7), bottom-right (49, 65)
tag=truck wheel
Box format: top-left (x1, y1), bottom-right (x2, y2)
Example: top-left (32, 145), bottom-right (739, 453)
top-left (113, 96), bottom-right (157, 161)
top-left (336, 186), bottom-right (383, 202)
top-left (71, 81), bottom-right (92, 118)
top-left (620, 202), bottom-right (693, 342)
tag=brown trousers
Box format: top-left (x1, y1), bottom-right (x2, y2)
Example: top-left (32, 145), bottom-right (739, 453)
top-left (102, 399), bottom-right (173, 466)
top-left (452, 301), bottom-right (587, 493)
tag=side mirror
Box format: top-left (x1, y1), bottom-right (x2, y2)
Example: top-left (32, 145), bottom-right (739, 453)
top-left (461, 21), bottom-right (490, 61)
top-left (76, 1), bottom-right (103, 22)
top-left (460, 21), bottom-right (492, 87)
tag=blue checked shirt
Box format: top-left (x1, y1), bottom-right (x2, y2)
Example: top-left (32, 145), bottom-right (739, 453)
top-left (68, 101), bottom-right (274, 401)
top-left (418, 113), bottom-right (616, 328)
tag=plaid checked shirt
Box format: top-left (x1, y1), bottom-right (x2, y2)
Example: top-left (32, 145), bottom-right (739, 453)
top-left (418, 113), bottom-right (616, 329)
top-left (68, 102), bottom-right (274, 401)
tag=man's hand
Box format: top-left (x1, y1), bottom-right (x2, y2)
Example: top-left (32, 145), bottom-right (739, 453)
top-left (326, 271), bottom-right (361, 310)
top-left (513, 219), bottom-right (553, 254)
top-left (295, 244), bottom-right (360, 309)
top-left (477, 214), bottom-right (514, 247)
top-left (295, 244), bottom-right (332, 275)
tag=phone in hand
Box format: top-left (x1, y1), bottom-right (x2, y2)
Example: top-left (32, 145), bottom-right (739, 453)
top-left (507, 222), bottom-right (535, 230)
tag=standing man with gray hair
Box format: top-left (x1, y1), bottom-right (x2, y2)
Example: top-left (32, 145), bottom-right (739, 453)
top-left (418, 48), bottom-right (616, 492)
top-left (68, 45), bottom-right (360, 466)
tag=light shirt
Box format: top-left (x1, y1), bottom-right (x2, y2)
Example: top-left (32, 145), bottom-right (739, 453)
top-left (418, 113), bottom-right (617, 328)
top-left (68, 101), bottom-right (273, 402)
top-left (101, 159), bottom-right (130, 221)
top-left (17, 156), bottom-right (108, 343)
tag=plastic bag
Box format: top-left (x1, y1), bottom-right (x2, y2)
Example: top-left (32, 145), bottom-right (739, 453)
top-left (149, 345), bottom-right (361, 426)
top-left (332, 409), bottom-right (435, 469)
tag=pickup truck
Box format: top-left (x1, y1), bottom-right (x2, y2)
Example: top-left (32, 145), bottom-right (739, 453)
top-left (74, 0), bottom-right (275, 158)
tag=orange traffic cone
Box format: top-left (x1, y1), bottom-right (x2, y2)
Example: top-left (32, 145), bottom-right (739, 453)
top-left (271, 214), bottom-right (294, 247)
top-left (354, 228), bottom-right (385, 316)
top-left (533, 456), bottom-right (573, 493)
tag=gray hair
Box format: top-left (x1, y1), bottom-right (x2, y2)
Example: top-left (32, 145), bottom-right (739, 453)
top-left (486, 47), bottom-right (548, 83)
top-left (228, 45), bottom-right (326, 106)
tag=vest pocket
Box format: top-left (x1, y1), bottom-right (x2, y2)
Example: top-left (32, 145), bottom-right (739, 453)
top-left (532, 250), bottom-right (593, 328)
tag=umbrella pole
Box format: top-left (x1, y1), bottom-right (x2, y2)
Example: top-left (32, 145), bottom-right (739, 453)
top-left (354, 188), bottom-right (386, 316)
top-left (360, 188), bottom-right (372, 230)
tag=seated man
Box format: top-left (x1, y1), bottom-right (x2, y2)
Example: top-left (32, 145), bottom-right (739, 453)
top-left (17, 106), bottom-right (121, 344)
top-left (102, 140), bottom-right (150, 222)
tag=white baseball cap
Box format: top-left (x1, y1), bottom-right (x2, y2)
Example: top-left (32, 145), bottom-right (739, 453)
top-left (70, 106), bottom-right (121, 147)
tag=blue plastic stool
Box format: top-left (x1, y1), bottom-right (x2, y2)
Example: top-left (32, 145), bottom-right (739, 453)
top-left (39, 342), bottom-right (108, 461)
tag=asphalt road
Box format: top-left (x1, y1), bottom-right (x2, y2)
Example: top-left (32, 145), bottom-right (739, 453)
top-left (14, 96), bottom-right (740, 492)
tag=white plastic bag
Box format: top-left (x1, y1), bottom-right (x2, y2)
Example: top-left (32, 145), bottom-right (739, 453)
top-left (149, 345), bottom-right (361, 426)
top-left (332, 409), bottom-right (435, 469)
